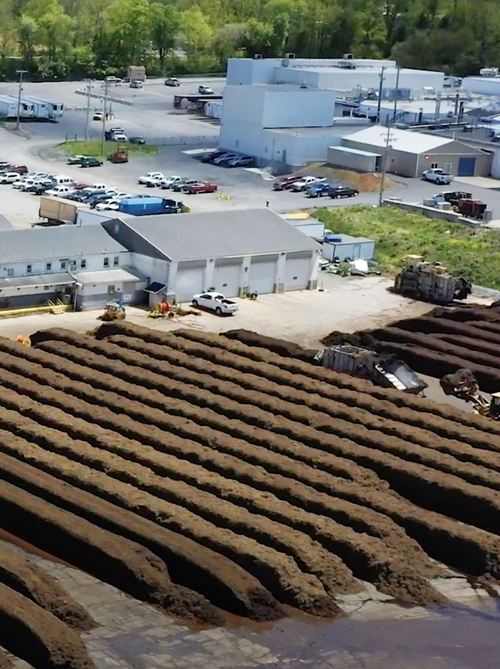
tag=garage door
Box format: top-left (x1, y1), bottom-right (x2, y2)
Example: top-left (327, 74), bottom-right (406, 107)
top-left (284, 251), bottom-right (313, 291)
top-left (213, 258), bottom-right (243, 297)
top-left (175, 260), bottom-right (206, 301)
top-left (248, 255), bottom-right (278, 295)
top-left (458, 157), bottom-right (476, 177)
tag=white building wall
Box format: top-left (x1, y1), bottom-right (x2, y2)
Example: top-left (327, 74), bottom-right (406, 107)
top-left (219, 123), bottom-right (265, 156)
top-left (226, 58), bottom-right (282, 85)
top-left (0, 252), bottom-right (131, 278)
top-left (462, 77), bottom-right (500, 96)
top-left (260, 129), bottom-right (342, 166)
top-left (131, 253), bottom-right (170, 285)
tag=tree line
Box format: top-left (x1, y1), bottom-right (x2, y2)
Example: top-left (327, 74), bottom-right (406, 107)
top-left (0, 0), bottom-right (499, 81)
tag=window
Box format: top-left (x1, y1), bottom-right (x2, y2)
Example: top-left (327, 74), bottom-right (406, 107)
top-left (26, 265), bottom-right (32, 274)
top-left (60, 260), bottom-right (67, 270)
top-left (80, 259), bottom-right (87, 269)
top-left (46, 262), bottom-right (52, 271)
top-left (430, 162), bottom-right (439, 169)
top-left (103, 257), bottom-right (110, 268)
top-left (70, 260), bottom-right (77, 271)
top-left (107, 285), bottom-right (115, 295)
top-left (113, 256), bottom-right (119, 267)
top-left (7, 269), bottom-right (13, 277)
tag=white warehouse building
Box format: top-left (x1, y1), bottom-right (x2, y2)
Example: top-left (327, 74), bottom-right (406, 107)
top-left (220, 57), bottom-right (445, 168)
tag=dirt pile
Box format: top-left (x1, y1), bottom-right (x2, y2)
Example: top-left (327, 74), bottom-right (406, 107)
top-left (1, 320), bottom-right (500, 644)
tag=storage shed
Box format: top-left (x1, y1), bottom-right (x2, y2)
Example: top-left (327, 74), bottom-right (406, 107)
top-left (323, 234), bottom-right (375, 262)
top-left (327, 146), bottom-right (381, 172)
top-left (103, 209), bottom-right (321, 304)
top-left (342, 126), bottom-right (492, 178)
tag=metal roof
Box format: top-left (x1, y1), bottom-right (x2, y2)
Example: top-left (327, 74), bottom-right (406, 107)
top-left (73, 268), bottom-right (146, 284)
top-left (106, 209), bottom-right (319, 262)
top-left (329, 146), bottom-right (381, 157)
top-left (345, 126), bottom-right (453, 154)
top-left (0, 225), bottom-right (127, 264)
top-left (0, 272), bottom-right (74, 289)
top-left (0, 214), bottom-right (14, 231)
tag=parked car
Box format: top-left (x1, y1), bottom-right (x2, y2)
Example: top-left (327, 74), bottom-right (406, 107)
top-left (291, 176), bottom-right (325, 192)
top-left (17, 178), bottom-right (41, 191)
top-left (106, 75), bottom-right (122, 84)
top-left (273, 175), bottom-right (301, 190)
top-left (67, 155), bottom-right (86, 165)
top-left (200, 150), bottom-right (226, 163)
top-left (160, 175), bottom-right (184, 189)
top-left (0, 172), bottom-right (23, 184)
top-left (183, 181), bottom-right (218, 194)
top-left (73, 182), bottom-right (91, 190)
top-left (12, 178), bottom-right (31, 189)
top-left (9, 165), bottom-right (28, 175)
top-left (198, 85), bottom-right (214, 95)
top-left (31, 181), bottom-right (55, 195)
top-left (172, 179), bottom-right (198, 192)
top-left (165, 78), bottom-right (180, 87)
top-left (111, 132), bottom-right (128, 142)
top-left (93, 111), bottom-right (104, 121)
top-left (328, 185), bottom-right (359, 199)
top-left (422, 168), bottom-right (454, 184)
top-left (138, 172), bottom-right (165, 185)
top-left (225, 155), bottom-right (254, 168)
top-left (44, 186), bottom-right (74, 197)
top-left (305, 182), bottom-right (333, 198)
top-left (213, 153), bottom-right (237, 165)
top-left (191, 292), bottom-right (238, 315)
top-left (80, 156), bottom-right (103, 168)
top-left (129, 136), bottom-right (145, 145)
top-left (130, 80), bottom-right (143, 89)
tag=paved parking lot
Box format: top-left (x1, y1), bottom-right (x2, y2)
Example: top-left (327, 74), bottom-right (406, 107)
top-left (2, 78), bottom-right (500, 228)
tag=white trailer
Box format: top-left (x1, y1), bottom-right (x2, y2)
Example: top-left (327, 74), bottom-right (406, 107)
top-left (21, 96), bottom-right (64, 121)
top-left (2, 95), bottom-right (35, 118)
top-left (38, 196), bottom-right (83, 225)
top-left (0, 95), bottom-right (20, 118)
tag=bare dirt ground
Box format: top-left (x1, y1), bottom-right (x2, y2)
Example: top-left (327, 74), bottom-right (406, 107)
top-left (0, 275), bottom-right (440, 349)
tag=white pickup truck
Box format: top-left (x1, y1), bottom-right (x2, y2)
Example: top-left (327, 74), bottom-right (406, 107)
top-left (422, 168), bottom-right (454, 184)
top-left (192, 292), bottom-right (239, 315)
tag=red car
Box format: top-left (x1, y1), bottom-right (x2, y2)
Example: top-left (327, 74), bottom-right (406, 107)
top-left (183, 181), bottom-right (218, 194)
top-left (73, 182), bottom-right (90, 190)
top-left (272, 174), bottom-right (300, 191)
top-left (9, 165), bottom-right (28, 175)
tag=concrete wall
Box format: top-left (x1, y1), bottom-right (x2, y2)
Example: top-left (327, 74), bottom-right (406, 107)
top-left (463, 77), bottom-right (500, 96)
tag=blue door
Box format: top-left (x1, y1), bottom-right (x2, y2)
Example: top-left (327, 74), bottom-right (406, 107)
top-left (458, 157), bottom-right (476, 176)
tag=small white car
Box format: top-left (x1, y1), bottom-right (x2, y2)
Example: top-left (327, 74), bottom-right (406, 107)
top-left (112, 132), bottom-right (128, 142)
top-left (192, 292), bottom-right (239, 315)
top-left (213, 153), bottom-right (237, 165)
top-left (198, 85), bottom-right (214, 95)
top-left (160, 175), bottom-right (183, 189)
top-left (291, 176), bottom-right (326, 191)
top-left (44, 186), bottom-right (74, 197)
top-left (422, 168), bottom-right (454, 184)
top-left (138, 172), bottom-right (165, 186)
top-left (0, 172), bottom-right (23, 184)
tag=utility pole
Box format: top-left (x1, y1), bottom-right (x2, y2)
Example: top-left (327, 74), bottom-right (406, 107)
top-left (101, 79), bottom-right (109, 158)
top-left (376, 66), bottom-right (385, 123)
top-left (392, 65), bottom-right (400, 122)
top-left (15, 70), bottom-right (27, 131)
top-left (379, 124), bottom-right (392, 207)
top-left (84, 79), bottom-right (93, 141)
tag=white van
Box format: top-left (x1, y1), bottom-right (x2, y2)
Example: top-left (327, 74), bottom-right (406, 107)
top-left (51, 175), bottom-right (76, 187)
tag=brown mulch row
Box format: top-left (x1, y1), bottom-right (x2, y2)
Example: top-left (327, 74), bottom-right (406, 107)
top-left (0, 452), bottom-right (278, 622)
top-left (0, 544), bottom-right (94, 631)
top-left (94, 322), bottom-right (500, 436)
top-left (28, 337), bottom-right (500, 537)
top-left (0, 582), bottom-right (96, 669)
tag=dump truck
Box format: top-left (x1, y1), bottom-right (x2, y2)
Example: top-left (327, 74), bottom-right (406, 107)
top-left (393, 255), bottom-right (472, 304)
top-left (314, 344), bottom-right (426, 394)
top-left (37, 196), bottom-right (83, 226)
top-left (107, 146), bottom-right (129, 163)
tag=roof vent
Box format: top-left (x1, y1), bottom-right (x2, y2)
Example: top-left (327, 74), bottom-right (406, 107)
top-left (285, 53), bottom-right (296, 59)
top-left (253, 53), bottom-right (262, 60)
top-left (343, 53), bottom-right (354, 60)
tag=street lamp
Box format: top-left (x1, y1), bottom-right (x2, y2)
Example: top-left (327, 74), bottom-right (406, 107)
top-left (16, 70), bottom-right (27, 131)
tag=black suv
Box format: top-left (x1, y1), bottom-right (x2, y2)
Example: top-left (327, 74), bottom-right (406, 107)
top-left (328, 185), bottom-right (359, 199)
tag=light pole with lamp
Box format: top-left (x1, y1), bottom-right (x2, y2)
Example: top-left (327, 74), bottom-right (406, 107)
top-left (16, 70), bottom-right (27, 131)
top-left (378, 124), bottom-right (394, 206)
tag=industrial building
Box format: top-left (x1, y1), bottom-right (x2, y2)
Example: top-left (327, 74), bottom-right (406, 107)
top-left (0, 209), bottom-right (320, 310)
top-left (341, 126), bottom-right (491, 178)
top-left (220, 56), bottom-right (448, 168)
top-left (103, 209), bottom-right (320, 304)
top-left (0, 225), bottom-right (144, 310)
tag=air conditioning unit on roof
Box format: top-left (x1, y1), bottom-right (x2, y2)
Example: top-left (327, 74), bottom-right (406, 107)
top-left (343, 53), bottom-right (354, 60)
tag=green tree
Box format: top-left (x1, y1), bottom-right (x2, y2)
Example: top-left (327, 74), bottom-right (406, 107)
top-left (179, 6), bottom-right (214, 62)
top-left (149, 3), bottom-right (180, 72)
